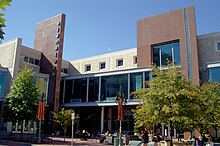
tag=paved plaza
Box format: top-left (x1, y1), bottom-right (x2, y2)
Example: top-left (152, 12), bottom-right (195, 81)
top-left (0, 137), bottom-right (106, 146)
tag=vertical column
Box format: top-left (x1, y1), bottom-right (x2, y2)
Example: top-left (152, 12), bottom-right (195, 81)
top-left (62, 80), bottom-right (66, 103)
top-left (34, 121), bottom-right (37, 134)
top-left (100, 106), bottom-right (104, 133)
top-left (22, 120), bottom-right (25, 133)
top-left (174, 128), bottom-right (177, 138)
top-left (15, 122), bottom-right (18, 132)
top-left (27, 120), bottom-right (31, 133)
top-left (128, 74), bottom-right (130, 100)
top-left (108, 107), bottom-right (112, 131)
top-left (98, 76), bottom-right (101, 101)
top-left (162, 125), bottom-right (164, 136)
top-left (86, 78), bottom-right (89, 102)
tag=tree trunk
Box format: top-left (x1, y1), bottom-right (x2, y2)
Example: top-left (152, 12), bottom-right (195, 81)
top-left (20, 120), bottom-right (23, 140)
top-left (170, 120), bottom-right (173, 146)
top-left (64, 129), bottom-right (66, 141)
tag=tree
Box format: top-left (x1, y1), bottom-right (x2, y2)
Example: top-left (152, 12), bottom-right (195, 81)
top-left (3, 66), bottom-right (39, 139)
top-left (0, 0), bottom-right (12, 40)
top-left (133, 63), bottom-right (197, 146)
top-left (52, 108), bottom-right (75, 141)
top-left (188, 82), bottom-right (220, 135)
top-left (133, 63), bottom-right (220, 145)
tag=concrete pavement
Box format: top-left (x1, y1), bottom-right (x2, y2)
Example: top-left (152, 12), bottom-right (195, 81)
top-left (0, 137), bottom-right (106, 146)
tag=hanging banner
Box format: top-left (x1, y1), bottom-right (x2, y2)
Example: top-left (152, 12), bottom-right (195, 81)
top-left (37, 101), bottom-right (46, 120)
top-left (117, 96), bottom-right (124, 120)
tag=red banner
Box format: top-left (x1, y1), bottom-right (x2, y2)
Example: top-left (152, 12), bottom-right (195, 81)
top-left (37, 101), bottom-right (46, 120)
top-left (117, 96), bottom-right (124, 120)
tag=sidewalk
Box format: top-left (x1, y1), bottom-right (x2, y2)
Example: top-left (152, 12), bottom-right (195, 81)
top-left (0, 137), bottom-right (106, 146)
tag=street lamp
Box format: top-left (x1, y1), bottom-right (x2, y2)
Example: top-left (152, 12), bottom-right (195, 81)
top-left (37, 93), bottom-right (45, 144)
top-left (71, 112), bottom-right (75, 146)
top-left (116, 87), bottom-right (125, 146)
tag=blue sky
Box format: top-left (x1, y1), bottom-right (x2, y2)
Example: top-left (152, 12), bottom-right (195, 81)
top-left (3, 0), bottom-right (220, 61)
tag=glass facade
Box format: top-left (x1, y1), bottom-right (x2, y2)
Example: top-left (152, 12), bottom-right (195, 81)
top-left (88, 77), bottom-right (99, 102)
top-left (152, 40), bottom-right (181, 68)
top-left (34, 76), bottom-right (48, 101)
top-left (0, 71), bottom-right (6, 100)
top-left (62, 70), bottom-right (153, 103)
top-left (130, 72), bottom-right (143, 99)
top-left (208, 67), bottom-right (220, 82)
top-left (101, 74), bottom-right (128, 101)
top-left (65, 79), bottom-right (87, 103)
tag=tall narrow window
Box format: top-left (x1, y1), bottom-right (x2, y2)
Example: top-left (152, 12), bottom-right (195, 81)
top-left (152, 40), bottom-right (180, 68)
top-left (133, 56), bottom-right (137, 64)
top-left (217, 42), bottom-right (220, 51)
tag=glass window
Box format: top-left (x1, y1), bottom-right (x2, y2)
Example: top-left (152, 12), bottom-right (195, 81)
top-left (145, 71), bottom-right (151, 88)
top-left (152, 40), bottom-right (180, 68)
top-left (217, 43), bottom-right (220, 51)
top-left (64, 80), bottom-right (73, 103)
top-left (85, 65), bottom-right (91, 72)
top-left (88, 77), bottom-right (99, 102)
top-left (0, 71), bottom-right (6, 100)
top-left (117, 59), bottom-right (123, 67)
top-left (65, 79), bottom-right (87, 103)
top-left (29, 58), bottom-right (34, 64)
top-left (130, 72), bottom-right (143, 99)
top-left (24, 56), bottom-right (29, 62)
top-left (208, 67), bottom-right (220, 82)
top-left (101, 74), bottom-right (128, 101)
top-left (133, 56), bottom-right (137, 64)
top-left (100, 62), bottom-right (106, 70)
top-left (34, 76), bottom-right (48, 101)
top-left (35, 59), bottom-right (40, 65)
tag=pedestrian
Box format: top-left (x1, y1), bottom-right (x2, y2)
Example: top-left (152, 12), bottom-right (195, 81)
top-left (196, 136), bottom-right (204, 146)
top-left (205, 136), bottom-right (214, 146)
top-left (141, 129), bottom-right (149, 146)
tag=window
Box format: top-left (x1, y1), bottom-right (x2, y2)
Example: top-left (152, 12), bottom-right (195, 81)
top-left (101, 74), bottom-right (128, 101)
top-left (217, 42), bottom-right (220, 51)
top-left (208, 67), bottom-right (220, 82)
top-left (99, 62), bottom-right (106, 70)
top-left (117, 59), bottom-right (123, 67)
top-left (130, 72), bottom-right (143, 99)
top-left (152, 40), bottom-right (180, 68)
top-left (85, 65), bottom-right (91, 72)
top-left (133, 56), bottom-right (137, 64)
top-left (24, 56), bottom-right (29, 62)
top-left (61, 68), bottom-right (68, 74)
top-left (29, 58), bottom-right (34, 64)
top-left (35, 59), bottom-right (40, 65)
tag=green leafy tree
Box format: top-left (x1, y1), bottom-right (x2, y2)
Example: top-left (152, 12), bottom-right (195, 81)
top-left (133, 63), bottom-right (220, 144)
top-left (3, 66), bottom-right (39, 139)
top-left (0, 0), bottom-right (12, 40)
top-left (133, 63), bottom-right (197, 145)
top-left (52, 108), bottom-right (75, 141)
top-left (188, 82), bottom-right (220, 135)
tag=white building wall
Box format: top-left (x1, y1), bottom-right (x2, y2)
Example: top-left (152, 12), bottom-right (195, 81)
top-left (19, 45), bottom-right (41, 73)
top-left (69, 48), bottom-right (137, 75)
top-left (0, 38), bottom-right (22, 78)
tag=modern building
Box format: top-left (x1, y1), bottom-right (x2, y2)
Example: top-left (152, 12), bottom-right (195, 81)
top-left (0, 6), bottom-right (220, 138)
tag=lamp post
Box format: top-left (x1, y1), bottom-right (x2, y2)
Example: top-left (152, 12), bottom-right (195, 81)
top-left (38, 93), bottom-right (45, 144)
top-left (117, 87), bottom-right (124, 146)
top-left (71, 112), bottom-right (75, 146)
